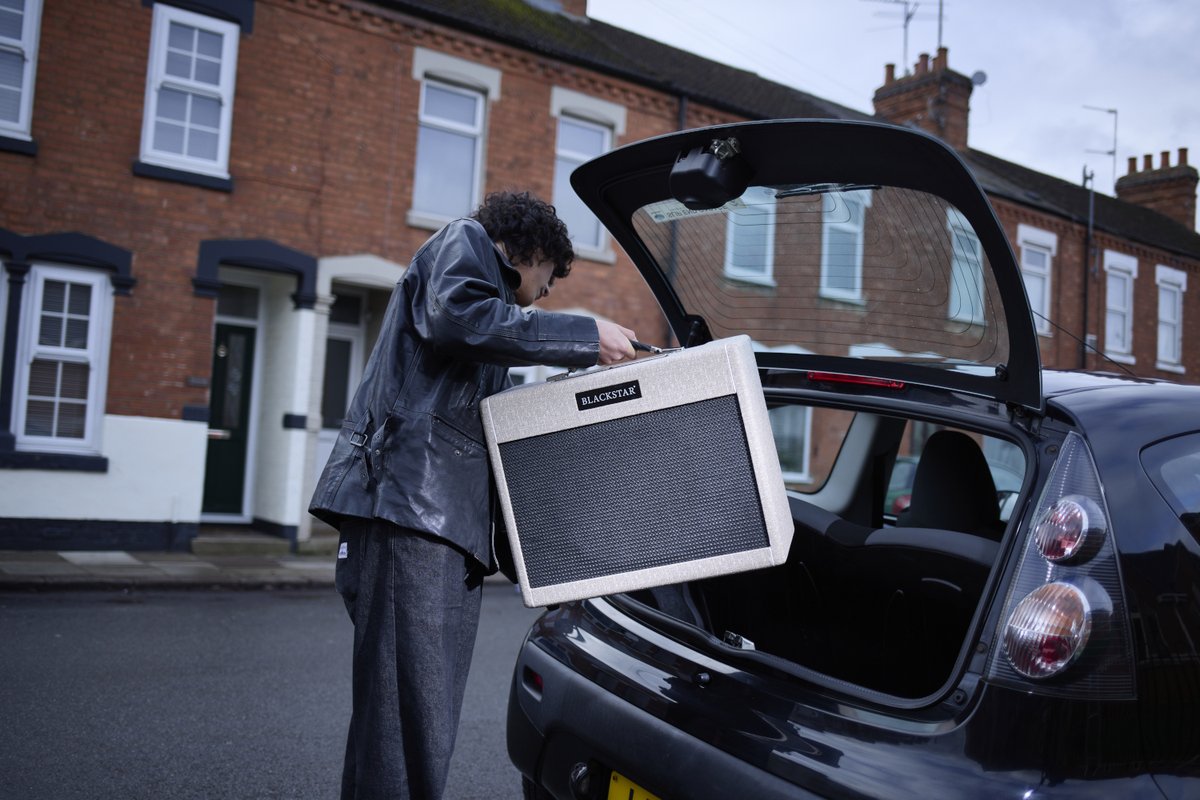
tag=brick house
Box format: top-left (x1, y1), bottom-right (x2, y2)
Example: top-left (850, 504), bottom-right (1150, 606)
top-left (1, 0), bottom-right (1195, 551)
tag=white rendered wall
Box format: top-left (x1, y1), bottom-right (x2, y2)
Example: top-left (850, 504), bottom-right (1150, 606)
top-left (0, 415), bottom-right (207, 521)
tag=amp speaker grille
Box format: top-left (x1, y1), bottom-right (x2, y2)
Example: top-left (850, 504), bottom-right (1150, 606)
top-left (499, 394), bottom-right (769, 589)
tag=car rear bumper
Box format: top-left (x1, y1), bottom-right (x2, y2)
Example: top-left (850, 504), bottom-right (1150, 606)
top-left (508, 635), bottom-right (821, 800)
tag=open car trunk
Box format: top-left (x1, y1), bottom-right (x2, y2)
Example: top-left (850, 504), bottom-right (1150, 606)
top-left (564, 119), bottom-right (1042, 702)
top-left (624, 403), bottom-right (1025, 701)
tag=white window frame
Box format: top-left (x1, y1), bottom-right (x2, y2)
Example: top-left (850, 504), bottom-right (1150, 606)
top-left (408, 48), bottom-right (500, 230)
top-left (1103, 250), bottom-right (1138, 364)
top-left (1017, 224), bottom-right (1057, 337)
top-left (1156, 264), bottom-right (1187, 373)
top-left (947, 209), bottom-right (985, 325)
top-left (0, 0), bottom-right (43, 141)
top-left (819, 190), bottom-right (873, 304)
top-left (723, 186), bottom-right (776, 286)
top-left (138, 4), bottom-right (240, 179)
top-left (550, 87), bottom-right (625, 262)
top-left (12, 264), bottom-right (113, 455)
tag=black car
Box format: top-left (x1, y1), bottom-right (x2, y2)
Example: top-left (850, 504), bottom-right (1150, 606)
top-left (506, 120), bottom-right (1200, 799)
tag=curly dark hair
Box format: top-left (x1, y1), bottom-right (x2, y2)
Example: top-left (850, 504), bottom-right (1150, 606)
top-left (470, 191), bottom-right (575, 278)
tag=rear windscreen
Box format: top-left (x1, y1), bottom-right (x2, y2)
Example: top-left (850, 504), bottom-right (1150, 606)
top-left (632, 184), bottom-right (1010, 375)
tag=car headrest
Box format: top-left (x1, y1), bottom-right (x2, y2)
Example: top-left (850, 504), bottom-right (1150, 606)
top-left (896, 430), bottom-right (1002, 539)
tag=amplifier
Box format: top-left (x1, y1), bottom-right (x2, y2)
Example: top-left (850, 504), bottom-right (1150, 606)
top-left (481, 334), bottom-right (792, 607)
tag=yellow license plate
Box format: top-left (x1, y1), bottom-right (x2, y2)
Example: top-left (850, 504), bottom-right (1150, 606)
top-left (608, 769), bottom-right (661, 800)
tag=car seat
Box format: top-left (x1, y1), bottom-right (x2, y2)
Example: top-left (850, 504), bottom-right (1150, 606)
top-left (895, 430), bottom-right (1004, 540)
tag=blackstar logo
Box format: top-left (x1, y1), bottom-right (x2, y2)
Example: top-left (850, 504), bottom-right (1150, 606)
top-left (575, 380), bottom-right (642, 411)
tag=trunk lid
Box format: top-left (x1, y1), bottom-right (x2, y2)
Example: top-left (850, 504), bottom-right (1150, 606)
top-left (572, 119), bottom-right (1043, 413)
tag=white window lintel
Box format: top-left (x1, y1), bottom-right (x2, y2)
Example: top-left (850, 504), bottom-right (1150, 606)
top-left (412, 47), bottom-right (501, 99)
top-left (1155, 264), bottom-right (1187, 292)
top-left (550, 86), bottom-right (626, 135)
top-left (1017, 223), bottom-right (1058, 255)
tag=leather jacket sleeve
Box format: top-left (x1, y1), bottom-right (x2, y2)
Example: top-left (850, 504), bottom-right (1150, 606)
top-left (415, 220), bottom-right (601, 368)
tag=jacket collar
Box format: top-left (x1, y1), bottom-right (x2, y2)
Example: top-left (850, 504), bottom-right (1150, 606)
top-left (492, 242), bottom-right (523, 295)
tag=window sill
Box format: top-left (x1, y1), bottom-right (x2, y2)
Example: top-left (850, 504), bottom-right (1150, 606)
top-left (0, 451), bottom-right (109, 471)
top-left (133, 160), bottom-right (233, 192)
top-left (1156, 361), bottom-right (1186, 375)
top-left (573, 245), bottom-right (617, 265)
top-left (818, 290), bottom-right (867, 307)
top-left (406, 209), bottom-right (455, 232)
top-left (0, 134), bottom-right (37, 156)
top-left (1104, 351), bottom-right (1136, 366)
top-left (724, 273), bottom-right (776, 289)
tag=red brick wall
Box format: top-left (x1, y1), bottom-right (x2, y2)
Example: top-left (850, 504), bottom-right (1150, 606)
top-left (992, 199), bottom-right (1199, 379)
top-left (4, 0), bottom-right (1196, 435)
top-left (1, 0), bottom-right (742, 422)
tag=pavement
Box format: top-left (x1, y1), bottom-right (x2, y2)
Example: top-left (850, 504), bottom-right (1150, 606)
top-left (0, 530), bottom-right (515, 592)
top-left (0, 548), bottom-right (340, 591)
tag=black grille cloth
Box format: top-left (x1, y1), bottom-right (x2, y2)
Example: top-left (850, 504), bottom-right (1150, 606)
top-left (499, 394), bottom-right (769, 589)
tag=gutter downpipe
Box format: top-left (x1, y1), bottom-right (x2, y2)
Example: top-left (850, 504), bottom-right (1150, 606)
top-left (1081, 167), bottom-right (1095, 369)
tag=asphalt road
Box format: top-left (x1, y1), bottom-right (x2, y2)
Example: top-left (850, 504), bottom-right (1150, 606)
top-left (0, 582), bottom-right (543, 800)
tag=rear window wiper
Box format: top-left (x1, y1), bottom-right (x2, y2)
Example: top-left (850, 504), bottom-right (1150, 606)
top-left (774, 183), bottom-right (881, 198)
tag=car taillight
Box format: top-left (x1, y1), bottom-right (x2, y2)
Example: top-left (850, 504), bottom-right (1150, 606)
top-left (1003, 582), bottom-right (1091, 679)
top-left (1032, 495), bottom-right (1104, 562)
top-left (986, 432), bottom-right (1135, 698)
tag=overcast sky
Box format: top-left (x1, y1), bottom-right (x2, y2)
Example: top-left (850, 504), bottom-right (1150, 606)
top-left (588, 0), bottom-right (1200, 231)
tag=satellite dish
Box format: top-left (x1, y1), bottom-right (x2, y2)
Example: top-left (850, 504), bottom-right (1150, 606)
top-left (971, 71), bottom-right (988, 87)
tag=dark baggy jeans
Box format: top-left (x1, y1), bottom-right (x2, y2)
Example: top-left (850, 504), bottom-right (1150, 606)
top-left (336, 519), bottom-right (484, 800)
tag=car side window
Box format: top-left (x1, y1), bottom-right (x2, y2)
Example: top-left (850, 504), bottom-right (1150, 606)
top-left (771, 405), bottom-right (855, 494)
top-left (1142, 432), bottom-right (1200, 540)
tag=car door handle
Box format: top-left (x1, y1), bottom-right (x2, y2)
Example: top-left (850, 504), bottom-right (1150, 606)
top-left (207, 429), bottom-right (232, 440)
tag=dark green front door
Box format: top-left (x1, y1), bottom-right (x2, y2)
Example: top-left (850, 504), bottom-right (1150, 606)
top-left (202, 323), bottom-right (256, 515)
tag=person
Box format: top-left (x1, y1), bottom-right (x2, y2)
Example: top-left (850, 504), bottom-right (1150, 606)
top-left (309, 191), bottom-right (636, 800)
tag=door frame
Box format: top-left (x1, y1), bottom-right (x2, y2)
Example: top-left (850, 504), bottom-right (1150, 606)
top-left (314, 286), bottom-right (368, 486)
top-left (201, 278), bottom-right (265, 524)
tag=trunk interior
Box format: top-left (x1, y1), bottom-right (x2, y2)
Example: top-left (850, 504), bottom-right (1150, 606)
top-left (626, 405), bottom-right (1024, 701)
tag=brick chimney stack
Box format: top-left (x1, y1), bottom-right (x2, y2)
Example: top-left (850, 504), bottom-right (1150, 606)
top-left (1115, 148), bottom-right (1199, 230)
top-left (872, 47), bottom-right (973, 150)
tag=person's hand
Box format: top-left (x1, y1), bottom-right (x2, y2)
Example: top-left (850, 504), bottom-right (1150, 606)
top-left (596, 320), bottom-right (637, 365)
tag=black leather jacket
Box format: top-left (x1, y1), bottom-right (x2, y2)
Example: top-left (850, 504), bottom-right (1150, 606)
top-left (309, 218), bottom-right (600, 570)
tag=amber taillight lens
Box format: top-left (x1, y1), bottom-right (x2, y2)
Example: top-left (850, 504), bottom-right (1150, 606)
top-left (1003, 582), bottom-right (1092, 679)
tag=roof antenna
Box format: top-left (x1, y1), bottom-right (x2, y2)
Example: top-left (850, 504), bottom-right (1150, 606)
top-left (864, 0), bottom-right (922, 74)
top-left (937, 0), bottom-right (944, 49)
top-left (1083, 105), bottom-right (1119, 193)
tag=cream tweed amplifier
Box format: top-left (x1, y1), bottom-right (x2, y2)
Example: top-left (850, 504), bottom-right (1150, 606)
top-left (481, 334), bottom-right (792, 607)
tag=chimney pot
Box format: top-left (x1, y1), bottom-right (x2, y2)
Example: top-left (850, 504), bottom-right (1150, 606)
top-left (1181, 147), bottom-right (1189, 167)
top-left (885, 63), bottom-right (895, 84)
top-left (1127, 156), bottom-right (1138, 175)
top-left (1143, 154), bottom-right (1153, 171)
top-left (1161, 151), bottom-right (1171, 169)
top-left (917, 53), bottom-right (930, 74)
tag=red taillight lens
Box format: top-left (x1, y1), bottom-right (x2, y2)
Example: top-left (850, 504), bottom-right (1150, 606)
top-left (1003, 582), bottom-right (1092, 679)
top-left (1033, 495), bottom-right (1103, 563)
top-left (523, 666), bottom-right (543, 694)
